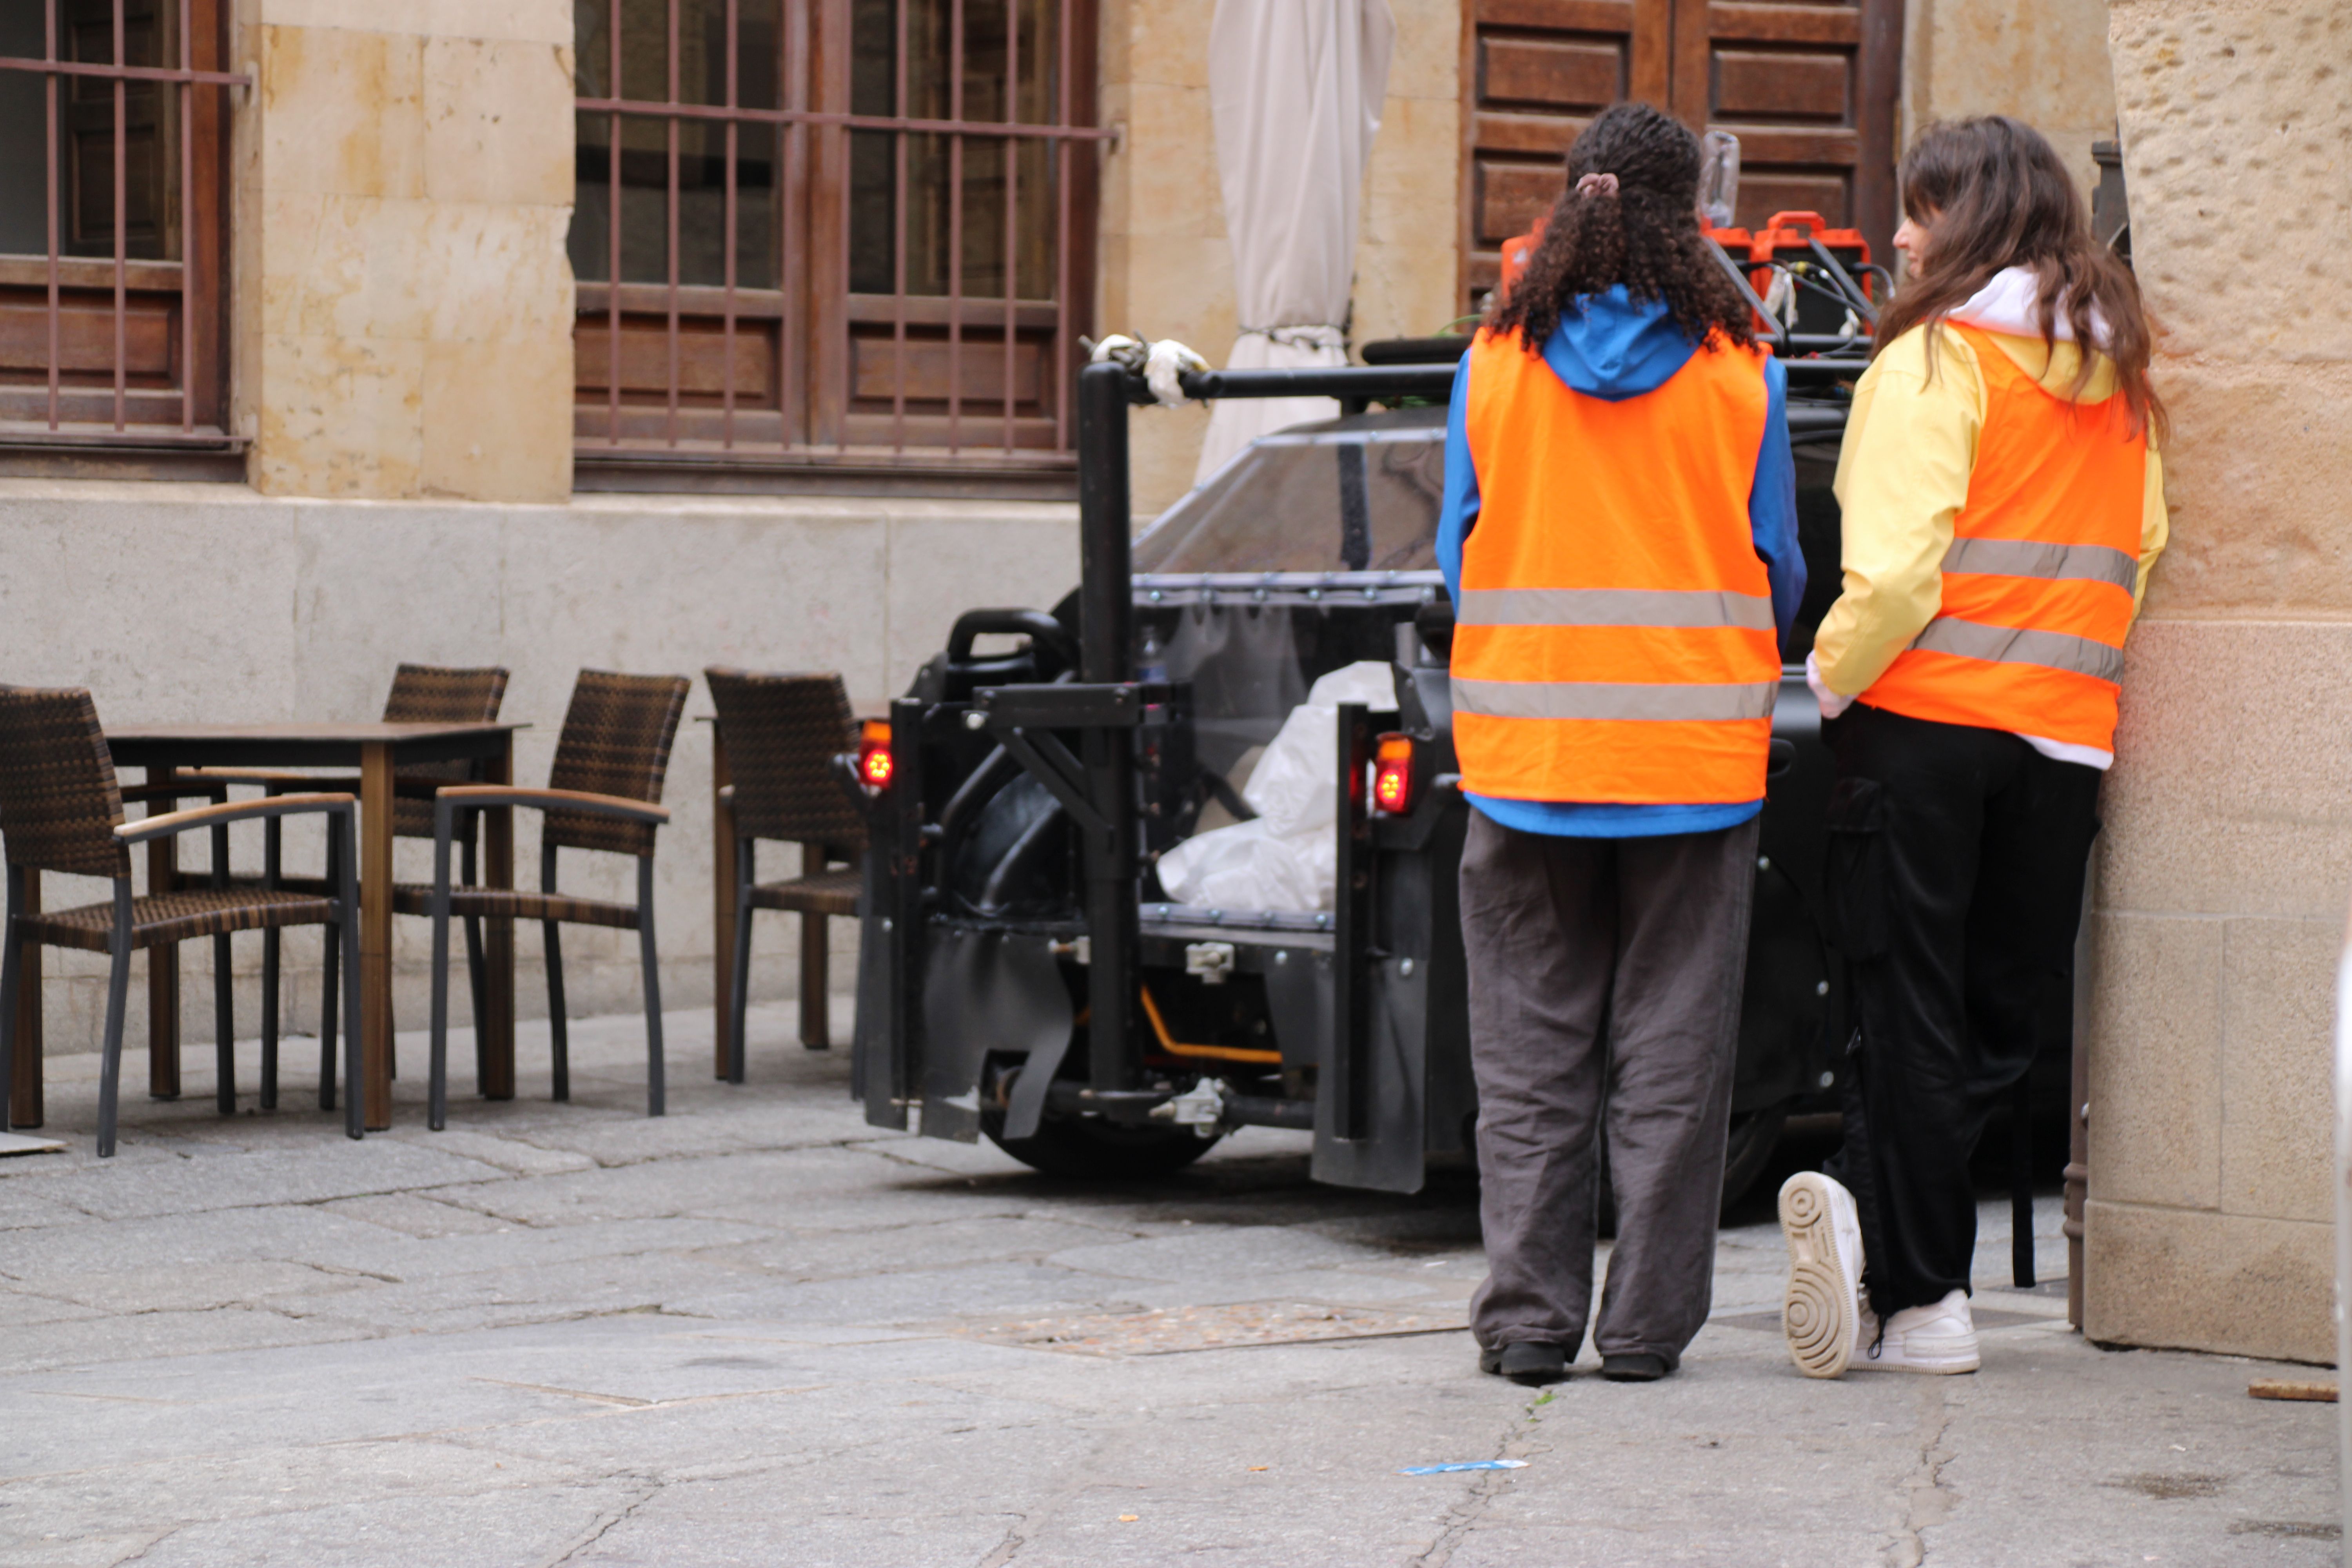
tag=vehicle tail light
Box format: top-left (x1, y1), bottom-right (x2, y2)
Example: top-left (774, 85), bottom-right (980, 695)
top-left (1372, 734), bottom-right (1416, 815)
top-left (858, 719), bottom-right (894, 790)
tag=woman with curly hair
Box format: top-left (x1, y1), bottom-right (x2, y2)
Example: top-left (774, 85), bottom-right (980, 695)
top-left (1777, 117), bottom-right (2167, 1381)
top-left (1437, 101), bottom-right (1803, 1387)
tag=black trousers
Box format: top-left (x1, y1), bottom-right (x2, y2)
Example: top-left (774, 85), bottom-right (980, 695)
top-left (1821, 703), bottom-right (2100, 1316)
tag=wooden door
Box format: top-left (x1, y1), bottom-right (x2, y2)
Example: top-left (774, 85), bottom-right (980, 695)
top-left (1459, 0), bottom-right (1899, 311)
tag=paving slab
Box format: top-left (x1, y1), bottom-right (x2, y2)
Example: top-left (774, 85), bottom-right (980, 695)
top-left (0, 1003), bottom-right (2336, 1566)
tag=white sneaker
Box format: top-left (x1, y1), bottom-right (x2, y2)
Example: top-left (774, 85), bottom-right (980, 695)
top-left (1778, 1172), bottom-right (1864, 1379)
top-left (1852, 1289), bottom-right (1980, 1374)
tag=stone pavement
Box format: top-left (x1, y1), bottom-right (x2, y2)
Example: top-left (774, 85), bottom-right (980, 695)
top-left (0, 1006), bottom-right (2337, 1567)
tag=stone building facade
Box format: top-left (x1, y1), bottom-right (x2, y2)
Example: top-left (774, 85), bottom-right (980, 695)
top-left (9, 0), bottom-right (2326, 1363)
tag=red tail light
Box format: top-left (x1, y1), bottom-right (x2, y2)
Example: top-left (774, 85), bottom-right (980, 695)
top-left (857, 719), bottom-right (893, 790)
top-left (1372, 734), bottom-right (1416, 815)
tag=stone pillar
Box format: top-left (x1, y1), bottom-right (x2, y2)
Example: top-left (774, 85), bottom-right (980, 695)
top-left (232, 2), bottom-right (576, 501)
top-left (2084, 0), bottom-right (2352, 1363)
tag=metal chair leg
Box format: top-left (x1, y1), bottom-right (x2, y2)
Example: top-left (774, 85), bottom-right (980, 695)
top-left (545, 923), bottom-right (569, 1102)
top-left (462, 828), bottom-right (488, 1091)
top-left (336, 811), bottom-right (364, 1141)
top-left (0, 868), bottom-right (21, 1132)
top-left (544, 842), bottom-right (568, 1102)
top-left (209, 822), bottom-right (233, 1115)
top-left (213, 933), bottom-right (235, 1116)
top-left (319, 829), bottom-right (340, 1112)
top-left (639, 855), bottom-right (664, 1117)
top-left (97, 880), bottom-right (134, 1158)
top-left (800, 911), bottom-right (829, 1052)
top-left (261, 809), bottom-right (282, 1111)
top-left (730, 838), bottom-right (755, 1085)
top-left (428, 817), bottom-right (455, 1132)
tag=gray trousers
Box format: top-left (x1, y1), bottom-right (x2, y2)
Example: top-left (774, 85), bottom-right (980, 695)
top-left (1461, 809), bottom-right (1758, 1365)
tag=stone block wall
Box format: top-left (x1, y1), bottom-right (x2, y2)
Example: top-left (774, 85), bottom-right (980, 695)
top-left (233, 0), bottom-right (577, 502)
top-left (2086, 0), bottom-right (2352, 1363)
top-left (0, 483), bottom-right (1076, 1058)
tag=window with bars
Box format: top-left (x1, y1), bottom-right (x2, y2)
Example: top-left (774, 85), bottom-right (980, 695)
top-left (570, 0), bottom-right (1102, 483)
top-left (0, 0), bottom-right (235, 449)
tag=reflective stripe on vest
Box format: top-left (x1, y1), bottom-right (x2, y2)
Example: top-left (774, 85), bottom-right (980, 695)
top-left (1453, 328), bottom-right (1777, 806)
top-left (1940, 538), bottom-right (2139, 593)
top-left (1457, 586), bottom-right (1777, 632)
top-left (1453, 677), bottom-right (1781, 723)
top-left (1859, 323), bottom-right (2146, 751)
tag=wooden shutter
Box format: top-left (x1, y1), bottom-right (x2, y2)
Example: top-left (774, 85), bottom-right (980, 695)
top-left (1459, 0), bottom-right (1899, 310)
top-left (1460, 0), bottom-right (1672, 307)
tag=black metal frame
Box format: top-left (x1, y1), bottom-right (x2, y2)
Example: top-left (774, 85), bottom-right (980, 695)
top-left (873, 359), bottom-right (1480, 1142)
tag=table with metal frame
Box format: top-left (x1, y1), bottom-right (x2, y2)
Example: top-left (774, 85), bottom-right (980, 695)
top-left (6, 722), bottom-right (526, 1134)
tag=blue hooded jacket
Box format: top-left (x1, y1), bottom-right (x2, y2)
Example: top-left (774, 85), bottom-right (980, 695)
top-left (1436, 286), bottom-right (1804, 838)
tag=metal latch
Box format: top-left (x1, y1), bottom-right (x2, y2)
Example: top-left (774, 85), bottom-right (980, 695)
top-left (1185, 941), bottom-right (1236, 984)
top-left (1149, 1080), bottom-right (1227, 1138)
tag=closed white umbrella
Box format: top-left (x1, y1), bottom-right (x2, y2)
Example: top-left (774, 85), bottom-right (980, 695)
top-left (1193, 0), bottom-right (1395, 488)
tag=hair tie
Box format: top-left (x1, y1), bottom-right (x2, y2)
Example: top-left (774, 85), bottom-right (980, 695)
top-left (1575, 172), bottom-right (1620, 199)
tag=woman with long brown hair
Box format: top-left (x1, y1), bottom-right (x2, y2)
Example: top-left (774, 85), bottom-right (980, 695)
top-left (1441, 102), bottom-right (1803, 1386)
top-left (1778, 116), bottom-right (2169, 1378)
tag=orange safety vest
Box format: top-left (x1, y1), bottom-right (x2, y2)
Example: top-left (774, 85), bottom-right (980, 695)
top-left (1858, 323), bottom-right (2147, 751)
top-left (1454, 328), bottom-right (1779, 805)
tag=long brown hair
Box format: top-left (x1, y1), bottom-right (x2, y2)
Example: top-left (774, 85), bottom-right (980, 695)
top-left (1878, 116), bottom-right (2164, 439)
top-left (1489, 102), bottom-right (1755, 354)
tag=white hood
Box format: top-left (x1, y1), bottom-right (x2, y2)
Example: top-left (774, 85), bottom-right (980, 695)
top-left (1946, 265), bottom-right (2110, 350)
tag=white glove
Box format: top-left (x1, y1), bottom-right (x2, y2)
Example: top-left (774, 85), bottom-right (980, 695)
top-left (1806, 652), bottom-right (1853, 719)
top-left (1144, 338), bottom-right (1209, 408)
top-left (1089, 333), bottom-right (1145, 368)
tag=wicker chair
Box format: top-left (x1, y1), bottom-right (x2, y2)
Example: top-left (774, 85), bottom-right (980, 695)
top-left (0, 687), bottom-right (363, 1156)
top-left (704, 668), bottom-right (866, 1082)
top-left (197, 663), bottom-right (509, 1093)
top-left (405, 670), bottom-right (691, 1127)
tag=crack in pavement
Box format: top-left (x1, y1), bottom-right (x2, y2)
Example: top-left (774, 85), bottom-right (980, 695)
top-left (1405, 1387), bottom-right (1550, 1568)
top-left (540, 1477), bottom-right (667, 1567)
top-left (1887, 1381), bottom-right (1956, 1568)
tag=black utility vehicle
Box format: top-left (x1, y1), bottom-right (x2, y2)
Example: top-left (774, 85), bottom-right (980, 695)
top-left (848, 350), bottom-right (1862, 1206)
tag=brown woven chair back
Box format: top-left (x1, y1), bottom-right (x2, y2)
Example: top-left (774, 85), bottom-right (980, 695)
top-left (0, 686), bottom-right (129, 878)
top-left (705, 667), bottom-right (867, 850)
top-left (381, 663), bottom-right (510, 838)
top-left (543, 670), bottom-right (692, 857)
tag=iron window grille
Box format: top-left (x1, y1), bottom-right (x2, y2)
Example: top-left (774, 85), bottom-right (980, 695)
top-left (0, 0), bottom-right (239, 450)
top-left (571, 0), bottom-right (1105, 480)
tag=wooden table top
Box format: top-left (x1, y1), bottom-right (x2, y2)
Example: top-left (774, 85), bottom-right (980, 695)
top-left (107, 721), bottom-right (524, 742)
top-left (106, 722), bottom-right (525, 768)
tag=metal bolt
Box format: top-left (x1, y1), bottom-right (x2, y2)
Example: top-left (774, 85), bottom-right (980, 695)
top-left (1149, 590), bottom-right (1163, 602)
top-left (1757, 855), bottom-right (1771, 871)
top-left (1274, 950), bottom-right (1288, 965)
top-left (1399, 957), bottom-right (1415, 976)
top-left (880, 918), bottom-right (893, 932)
top-left (1818, 1071), bottom-right (1835, 1089)
top-left (964, 710), bottom-right (987, 730)
top-left (1816, 979), bottom-right (1829, 996)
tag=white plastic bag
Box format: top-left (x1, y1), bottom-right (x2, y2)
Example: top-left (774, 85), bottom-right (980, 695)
top-left (1154, 661), bottom-right (1395, 913)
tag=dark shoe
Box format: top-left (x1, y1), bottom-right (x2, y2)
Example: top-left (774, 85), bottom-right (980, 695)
top-left (1600, 1352), bottom-right (1669, 1383)
top-left (1478, 1342), bottom-right (1568, 1386)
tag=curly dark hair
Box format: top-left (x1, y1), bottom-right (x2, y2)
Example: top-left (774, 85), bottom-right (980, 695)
top-left (1488, 102), bottom-right (1757, 355)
